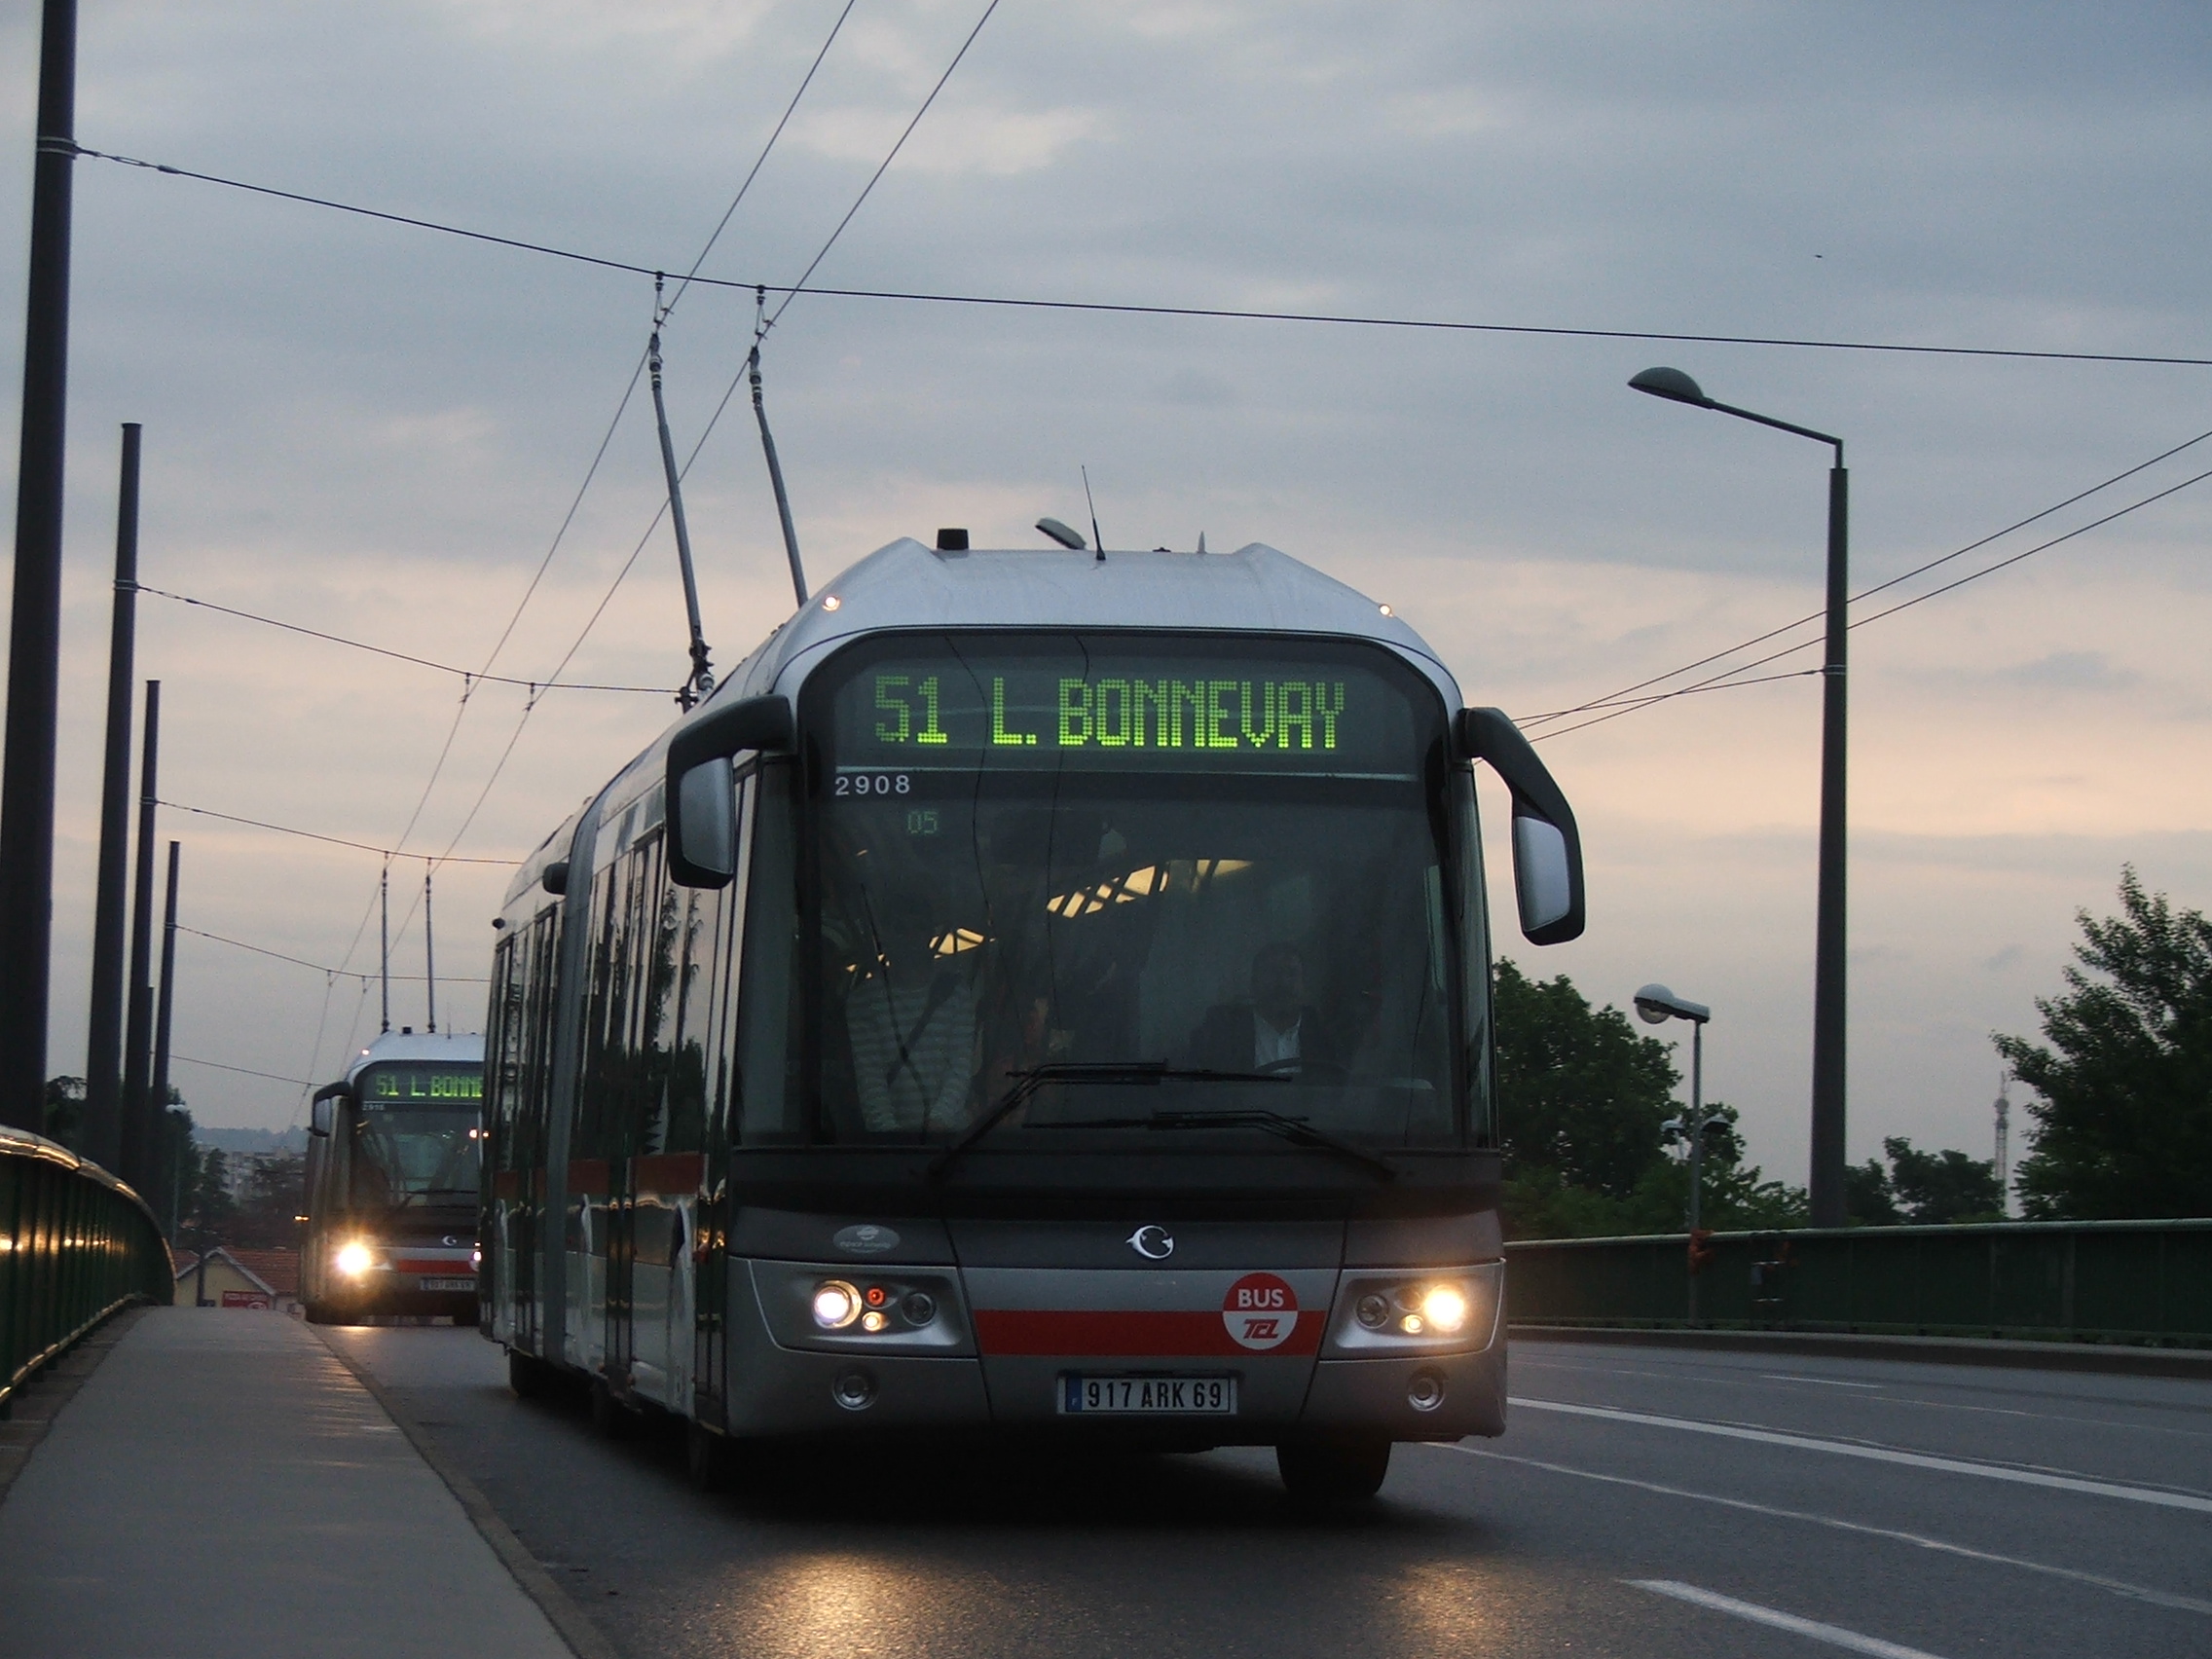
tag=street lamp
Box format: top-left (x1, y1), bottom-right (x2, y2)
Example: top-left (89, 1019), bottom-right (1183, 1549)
top-left (1637, 982), bottom-right (1713, 1322)
top-left (1629, 367), bottom-right (1849, 1228)
top-left (1635, 983), bottom-right (1713, 1228)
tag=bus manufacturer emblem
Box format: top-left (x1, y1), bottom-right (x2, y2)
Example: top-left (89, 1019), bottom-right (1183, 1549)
top-left (1126, 1225), bottom-right (1174, 1260)
top-left (834, 1224), bottom-right (901, 1255)
top-left (1223, 1272), bottom-right (1298, 1350)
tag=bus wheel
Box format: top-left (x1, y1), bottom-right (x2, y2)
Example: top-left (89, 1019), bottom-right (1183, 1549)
top-left (1276, 1436), bottom-right (1391, 1502)
top-left (588, 1375), bottom-right (631, 1439)
top-left (686, 1420), bottom-right (739, 1493)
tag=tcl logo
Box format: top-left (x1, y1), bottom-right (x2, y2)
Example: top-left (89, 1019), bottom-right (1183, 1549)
top-left (1221, 1272), bottom-right (1299, 1351)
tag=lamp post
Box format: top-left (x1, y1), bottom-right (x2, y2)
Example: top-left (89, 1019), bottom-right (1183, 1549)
top-left (1637, 981), bottom-right (1712, 1320)
top-left (1630, 367), bottom-right (1849, 1228)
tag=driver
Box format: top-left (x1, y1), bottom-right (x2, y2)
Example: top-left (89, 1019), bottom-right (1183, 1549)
top-left (1184, 941), bottom-right (1339, 1074)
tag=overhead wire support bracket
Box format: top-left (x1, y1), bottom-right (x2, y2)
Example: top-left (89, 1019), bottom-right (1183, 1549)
top-left (751, 287), bottom-right (810, 608)
top-left (648, 274), bottom-right (715, 711)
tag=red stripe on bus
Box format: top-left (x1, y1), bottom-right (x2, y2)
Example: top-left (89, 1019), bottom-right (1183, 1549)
top-left (390, 1260), bottom-right (473, 1275)
top-left (972, 1309), bottom-right (1318, 1358)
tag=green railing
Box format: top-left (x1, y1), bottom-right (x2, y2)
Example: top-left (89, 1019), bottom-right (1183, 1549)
top-left (2, 1125), bottom-right (172, 1412)
top-left (1506, 1219), bottom-right (2212, 1348)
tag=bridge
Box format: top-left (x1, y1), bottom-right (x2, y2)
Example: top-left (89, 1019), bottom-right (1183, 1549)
top-left (4, 1132), bottom-right (2209, 1659)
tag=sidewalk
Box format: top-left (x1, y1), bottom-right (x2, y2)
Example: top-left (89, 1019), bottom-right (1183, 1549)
top-left (0, 1308), bottom-right (574, 1659)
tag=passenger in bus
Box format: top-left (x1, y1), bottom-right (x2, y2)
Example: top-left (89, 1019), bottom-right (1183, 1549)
top-left (841, 889), bottom-right (979, 1134)
top-left (1183, 941), bottom-right (1343, 1075)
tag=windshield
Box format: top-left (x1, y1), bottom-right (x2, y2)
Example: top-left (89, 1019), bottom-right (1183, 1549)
top-left (349, 1062), bottom-right (482, 1207)
top-left (748, 632), bottom-right (1487, 1151)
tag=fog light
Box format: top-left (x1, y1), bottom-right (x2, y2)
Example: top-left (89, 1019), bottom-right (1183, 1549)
top-left (901, 1290), bottom-right (937, 1326)
top-left (1399, 1313), bottom-right (1425, 1335)
top-left (860, 1310), bottom-right (888, 1333)
top-left (831, 1369), bottom-right (876, 1411)
top-left (813, 1280), bottom-right (862, 1329)
top-left (1408, 1369), bottom-right (1447, 1412)
top-left (1355, 1293), bottom-right (1390, 1330)
top-left (335, 1241), bottom-right (375, 1277)
top-left (1419, 1283), bottom-right (1471, 1335)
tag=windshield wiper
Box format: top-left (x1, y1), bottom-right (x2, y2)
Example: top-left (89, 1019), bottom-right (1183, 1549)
top-left (1050, 1107), bottom-right (1398, 1181)
top-left (927, 1062), bottom-right (1286, 1182)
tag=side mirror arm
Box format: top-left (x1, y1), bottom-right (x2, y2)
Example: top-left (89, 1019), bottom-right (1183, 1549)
top-left (1455, 707), bottom-right (1587, 944)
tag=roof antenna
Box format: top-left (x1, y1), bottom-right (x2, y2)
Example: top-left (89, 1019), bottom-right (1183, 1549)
top-left (648, 275), bottom-right (715, 711)
top-left (1197, 532), bottom-right (1207, 555)
top-left (1082, 465), bottom-right (1104, 563)
top-left (752, 286), bottom-right (810, 608)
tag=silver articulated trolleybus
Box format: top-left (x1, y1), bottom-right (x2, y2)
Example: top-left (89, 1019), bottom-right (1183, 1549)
top-left (481, 534), bottom-right (1584, 1499)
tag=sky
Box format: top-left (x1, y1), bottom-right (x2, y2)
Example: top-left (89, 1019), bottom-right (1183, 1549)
top-left (2, 1), bottom-right (2208, 1193)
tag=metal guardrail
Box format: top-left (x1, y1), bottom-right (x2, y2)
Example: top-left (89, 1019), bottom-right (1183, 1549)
top-left (1506, 1218), bottom-right (2212, 1348)
top-left (1, 1126), bottom-right (172, 1413)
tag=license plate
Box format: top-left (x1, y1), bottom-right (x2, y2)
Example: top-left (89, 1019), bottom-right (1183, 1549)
top-left (1059, 1375), bottom-right (1237, 1416)
top-left (421, 1276), bottom-right (474, 1291)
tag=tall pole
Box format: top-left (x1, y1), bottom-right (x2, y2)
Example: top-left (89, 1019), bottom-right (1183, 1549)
top-left (1809, 461), bottom-right (1849, 1227)
top-left (380, 863), bottom-right (391, 1034)
top-left (119, 681), bottom-right (160, 1190)
top-left (83, 424), bottom-right (141, 1169)
top-left (1685, 1019), bottom-right (1705, 1323)
top-left (0, 0), bottom-right (81, 1131)
top-left (150, 839), bottom-right (179, 1234)
top-left (424, 866), bottom-right (436, 1034)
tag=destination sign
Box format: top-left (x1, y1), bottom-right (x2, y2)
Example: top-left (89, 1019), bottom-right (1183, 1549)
top-left (824, 639), bottom-right (1433, 776)
top-left (360, 1064), bottom-right (482, 1109)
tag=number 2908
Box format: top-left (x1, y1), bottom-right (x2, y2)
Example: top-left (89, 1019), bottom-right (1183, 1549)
top-left (835, 773), bottom-right (910, 796)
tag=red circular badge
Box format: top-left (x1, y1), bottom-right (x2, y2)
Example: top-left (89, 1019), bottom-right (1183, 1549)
top-left (1222, 1272), bottom-right (1299, 1351)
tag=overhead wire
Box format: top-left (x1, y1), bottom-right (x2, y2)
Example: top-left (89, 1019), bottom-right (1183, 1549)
top-left (180, 923), bottom-right (486, 983)
top-left (1520, 423), bottom-right (2212, 731)
top-left (61, 138), bottom-right (2212, 371)
top-left (159, 799), bottom-right (520, 865)
top-left (1528, 459), bottom-right (2212, 742)
top-left (424, 0), bottom-right (1007, 868)
top-left (318, 0), bottom-right (865, 979)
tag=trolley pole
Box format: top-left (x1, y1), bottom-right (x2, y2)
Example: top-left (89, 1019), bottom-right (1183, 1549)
top-left (149, 839), bottom-right (180, 1233)
top-left (83, 424), bottom-right (142, 1170)
top-left (119, 681), bottom-right (160, 1190)
top-left (380, 863), bottom-right (391, 1034)
top-left (424, 866), bottom-right (436, 1034)
top-left (0, 0), bottom-right (81, 1132)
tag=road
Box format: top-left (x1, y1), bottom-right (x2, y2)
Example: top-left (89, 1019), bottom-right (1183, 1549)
top-left (325, 1326), bottom-right (2212, 1659)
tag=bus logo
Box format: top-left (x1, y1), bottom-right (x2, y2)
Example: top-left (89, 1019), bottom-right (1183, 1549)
top-left (1126, 1225), bottom-right (1174, 1260)
top-left (1222, 1272), bottom-right (1299, 1350)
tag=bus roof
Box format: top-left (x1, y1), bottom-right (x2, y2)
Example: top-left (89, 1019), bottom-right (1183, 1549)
top-left (341, 1030), bottom-right (485, 1089)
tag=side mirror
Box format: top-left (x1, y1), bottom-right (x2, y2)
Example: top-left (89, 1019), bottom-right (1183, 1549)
top-left (309, 1082), bottom-right (349, 1138)
top-left (665, 693), bottom-right (793, 888)
top-left (1455, 707), bottom-right (1586, 945)
top-left (540, 860), bottom-right (569, 897)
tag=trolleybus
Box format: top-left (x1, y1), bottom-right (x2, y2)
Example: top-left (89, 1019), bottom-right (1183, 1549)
top-left (481, 535), bottom-right (1584, 1498)
top-left (305, 1029), bottom-right (486, 1323)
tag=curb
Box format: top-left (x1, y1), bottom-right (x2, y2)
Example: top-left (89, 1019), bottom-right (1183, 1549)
top-left (313, 1330), bottom-right (622, 1659)
top-left (1508, 1323), bottom-right (2212, 1380)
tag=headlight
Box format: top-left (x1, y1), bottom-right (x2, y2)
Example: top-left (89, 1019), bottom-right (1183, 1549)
top-left (1328, 1265), bottom-right (1501, 1353)
top-left (1419, 1283), bottom-right (1470, 1335)
top-left (335, 1241), bottom-right (376, 1277)
top-left (812, 1280), bottom-right (862, 1329)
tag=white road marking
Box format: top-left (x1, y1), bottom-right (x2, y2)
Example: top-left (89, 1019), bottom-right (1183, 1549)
top-left (1760, 1374), bottom-right (1883, 1388)
top-left (1630, 1580), bottom-right (1947, 1659)
top-left (1437, 1444), bottom-right (2212, 1616)
top-left (1511, 1395), bottom-right (2212, 1512)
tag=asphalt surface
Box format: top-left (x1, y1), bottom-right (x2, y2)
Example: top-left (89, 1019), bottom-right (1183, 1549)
top-left (325, 1325), bottom-right (2212, 1659)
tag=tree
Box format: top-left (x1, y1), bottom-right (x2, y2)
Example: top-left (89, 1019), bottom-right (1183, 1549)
top-left (1494, 963), bottom-right (1807, 1237)
top-left (1995, 867), bottom-right (2212, 1219)
top-left (1885, 1137), bottom-right (2004, 1223)
top-left (1494, 960), bottom-right (1678, 1199)
top-left (230, 1152), bottom-right (307, 1249)
top-left (1847, 1138), bottom-right (2002, 1224)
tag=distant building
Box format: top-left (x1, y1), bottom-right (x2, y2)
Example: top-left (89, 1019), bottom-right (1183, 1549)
top-left (172, 1246), bottom-right (301, 1312)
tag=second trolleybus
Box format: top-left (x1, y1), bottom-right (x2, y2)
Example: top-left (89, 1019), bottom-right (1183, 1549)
top-left (480, 534), bottom-right (1584, 1498)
